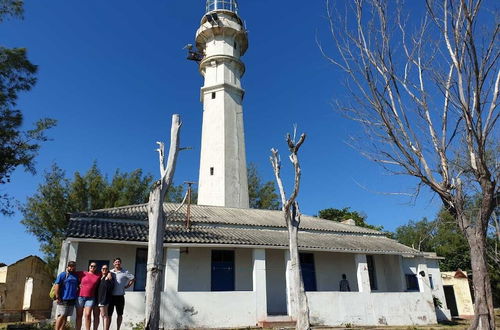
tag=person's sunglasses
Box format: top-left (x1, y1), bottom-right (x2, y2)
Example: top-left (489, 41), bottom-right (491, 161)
top-left (90, 265), bottom-right (97, 268)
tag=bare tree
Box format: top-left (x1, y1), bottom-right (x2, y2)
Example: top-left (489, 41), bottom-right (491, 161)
top-left (270, 132), bottom-right (311, 330)
top-left (145, 114), bottom-right (182, 330)
top-left (320, 0), bottom-right (498, 328)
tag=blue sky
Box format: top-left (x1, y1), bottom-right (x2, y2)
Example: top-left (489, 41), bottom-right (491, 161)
top-left (0, 0), bottom-right (444, 265)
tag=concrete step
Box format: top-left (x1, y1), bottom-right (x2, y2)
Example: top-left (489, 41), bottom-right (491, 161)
top-left (258, 315), bottom-right (295, 328)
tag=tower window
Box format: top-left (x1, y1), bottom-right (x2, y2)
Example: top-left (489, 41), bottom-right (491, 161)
top-left (211, 92), bottom-right (216, 99)
top-left (210, 167), bottom-right (214, 175)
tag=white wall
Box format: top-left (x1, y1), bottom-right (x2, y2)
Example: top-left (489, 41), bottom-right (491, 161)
top-left (307, 291), bottom-right (437, 326)
top-left (178, 247), bottom-right (252, 291)
top-left (314, 252), bottom-right (358, 291)
top-left (427, 260), bottom-right (451, 320)
top-left (163, 291), bottom-right (256, 329)
top-left (373, 254), bottom-right (404, 292)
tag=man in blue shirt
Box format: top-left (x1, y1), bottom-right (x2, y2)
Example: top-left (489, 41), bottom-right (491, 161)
top-left (54, 261), bottom-right (79, 330)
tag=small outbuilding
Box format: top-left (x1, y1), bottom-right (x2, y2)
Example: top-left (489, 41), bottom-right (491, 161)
top-left (0, 255), bottom-right (53, 323)
top-left (441, 269), bottom-right (474, 319)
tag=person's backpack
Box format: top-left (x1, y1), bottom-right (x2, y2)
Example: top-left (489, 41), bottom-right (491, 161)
top-left (49, 272), bottom-right (69, 300)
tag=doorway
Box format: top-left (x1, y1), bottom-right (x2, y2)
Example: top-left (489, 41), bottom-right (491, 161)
top-left (443, 285), bottom-right (458, 317)
top-left (266, 250), bottom-right (287, 315)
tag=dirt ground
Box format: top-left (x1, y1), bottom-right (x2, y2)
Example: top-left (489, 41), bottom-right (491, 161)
top-left (1, 310), bottom-right (499, 329)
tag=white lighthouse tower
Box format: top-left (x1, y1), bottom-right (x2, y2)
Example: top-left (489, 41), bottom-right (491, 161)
top-left (194, 0), bottom-right (249, 208)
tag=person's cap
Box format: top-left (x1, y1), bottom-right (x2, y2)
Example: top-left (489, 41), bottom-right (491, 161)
top-left (67, 261), bottom-right (76, 267)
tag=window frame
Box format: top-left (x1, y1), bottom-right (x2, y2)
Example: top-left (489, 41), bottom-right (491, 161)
top-left (211, 250), bottom-right (235, 291)
top-left (299, 253), bottom-right (317, 292)
top-left (134, 248), bottom-right (148, 291)
top-left (405, 273), bottom-right (420, 291)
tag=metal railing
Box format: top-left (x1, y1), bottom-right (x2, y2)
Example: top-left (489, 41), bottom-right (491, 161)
top-left (206, 0), bottom-right (239, 13)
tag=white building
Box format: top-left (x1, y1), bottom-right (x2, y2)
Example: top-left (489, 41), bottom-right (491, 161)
top-left (58, 0), bottom-right (452, 328)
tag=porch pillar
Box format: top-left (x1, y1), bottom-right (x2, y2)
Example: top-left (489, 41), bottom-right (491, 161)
top-left (68, 241), bottom-right (78, 262)
top-left (252, 249), bottom-right (267, 321)
top-left (354, 254), bottom-right (371, 292)
top-left (417, 263), bottom-right (431, 294)
top-left (284, 250), bottom-right (292, 315)
top-left (53, 239), bottom-right (71, 319)
top-left (165, 247), bottom-right (180, 294)
top-left (57, 239), bottom-right (70, 274)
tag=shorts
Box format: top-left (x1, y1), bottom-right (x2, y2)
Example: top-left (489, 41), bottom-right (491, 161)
top-left (108, 295), bottom-right (125, 316)
top-left (77, 296), bottom-right (95, 308)
top-left (56, 300), bottom-right (76, 317)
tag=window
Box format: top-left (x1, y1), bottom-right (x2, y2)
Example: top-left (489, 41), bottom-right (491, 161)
top-left (211, 250), bottom-right (234, 291)
top-left (366, 255), bottom-right (378, 290)
top-left (134, 248), bottom-right (147, 291)
top-left (406, 274), bottom-right (419, 291)
top-left (429, 274), bottom-right (434, 290)
top-left (211, 92), bottom-right (216, 99)
top-left (299, 253), bottom-right (317, 291)
top-left (89, 260), bottom-right (109, 272)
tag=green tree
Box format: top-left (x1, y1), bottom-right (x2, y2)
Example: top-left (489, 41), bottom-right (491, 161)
top-left (317, 207), bottom-right (383, 231)
top-left (394, 210), bottom-right (470, 271)
top-left (247, 162), bottom-right (279, 210)
top-left (0, 1), bottom-right (56, 215)
top-left (21, 163), bottom-right (186, 272)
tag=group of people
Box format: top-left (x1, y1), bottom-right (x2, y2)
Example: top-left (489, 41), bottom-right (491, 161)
top-left (53, 258), bottom-right (135, 330)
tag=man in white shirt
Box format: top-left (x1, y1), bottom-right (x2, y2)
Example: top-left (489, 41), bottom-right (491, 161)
top-left (109, 258), bottom-right (135, 330)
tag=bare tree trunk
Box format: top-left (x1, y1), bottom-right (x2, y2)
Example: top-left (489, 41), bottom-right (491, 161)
top-left (145, 114), bottom-right (182, 330)
top-left (288, 220), bottom-right (310, 330)
top-left (464, 219), bottom-right (495, 330)
top-left (270, 132), bottom-right (311, 330)
top-left (145, 185), bottom-right (164, 329)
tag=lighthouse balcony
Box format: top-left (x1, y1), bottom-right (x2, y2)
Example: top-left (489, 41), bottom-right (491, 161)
top-left (206, 0), bottom-right (239, 14)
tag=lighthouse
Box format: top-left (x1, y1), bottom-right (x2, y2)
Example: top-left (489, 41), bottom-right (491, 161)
top-left (195, 0), bottom-right (249, 208)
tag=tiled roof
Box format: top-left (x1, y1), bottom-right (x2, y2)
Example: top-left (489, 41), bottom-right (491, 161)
top-left (67, 203), bottom-right (421, 256)
top-left (72, 203), bottom-right (383, 235)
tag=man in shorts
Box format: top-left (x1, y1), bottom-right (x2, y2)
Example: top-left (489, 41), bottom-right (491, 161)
top-left (54, 261), bottom-right (79, 330)
top-left (109, 258), bottom-right (135, 330)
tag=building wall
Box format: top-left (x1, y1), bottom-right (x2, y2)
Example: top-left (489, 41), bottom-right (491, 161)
top-left (427, 260), bottom-right (451, 320)
top-left (314, 251), bottom-right (358, 291)
top-left (372, 254), bottom-right (404, 292)
top-left (178, 247), bottom-right (252, 291)
top-left (76, 242), bottom-right (143, 283)
top-left (0, 283), bottom-right (6, 310)
top-left (71, 241), bottom-right (446, 328)
top-left (441, 271), bottom-right (474, 318)
top-left (0, 266), bottom-right (7, 283)
top-left (2, 256), bottom-right (52, 312)
top-left (307, 291), bottom-right (437, 326)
